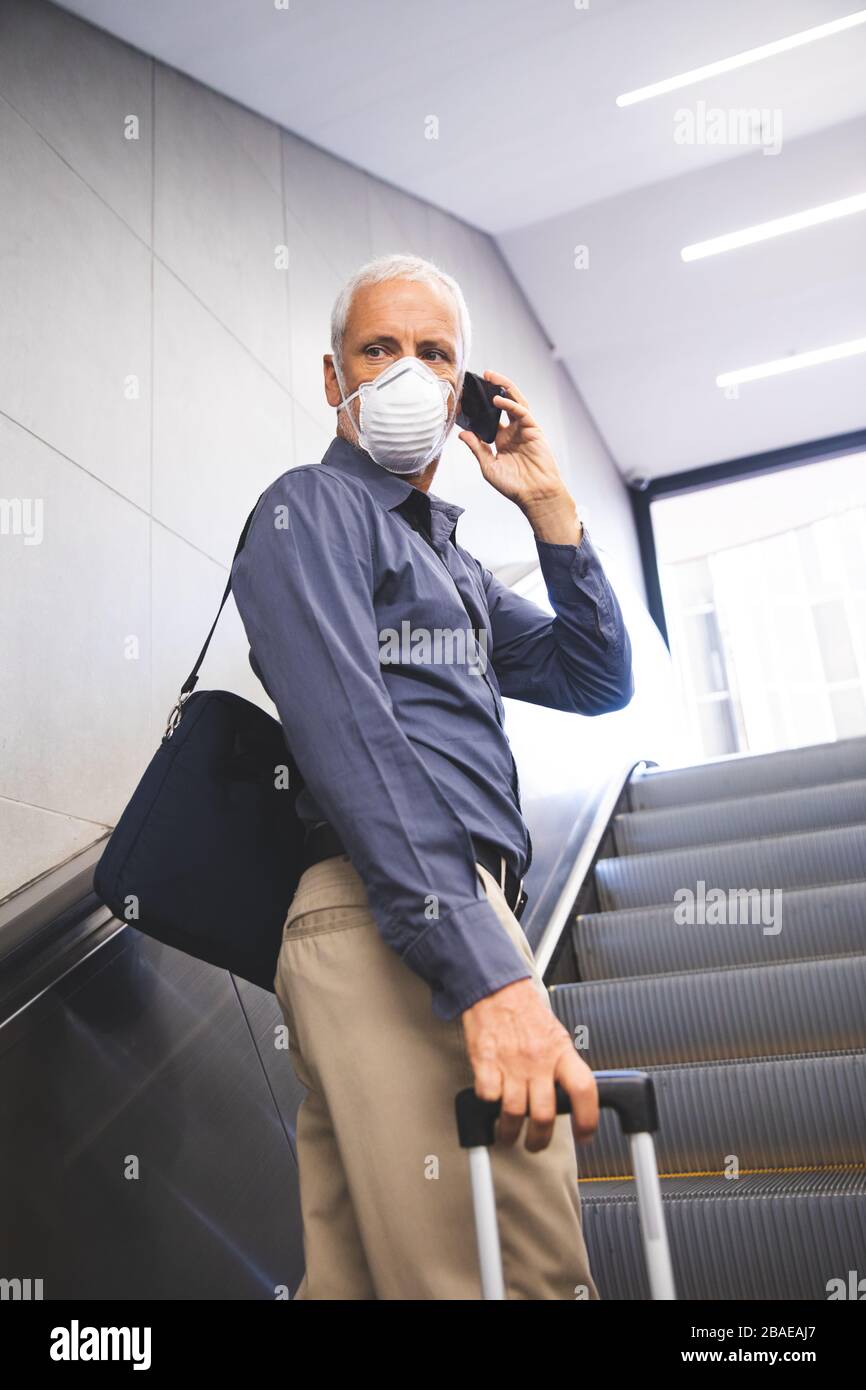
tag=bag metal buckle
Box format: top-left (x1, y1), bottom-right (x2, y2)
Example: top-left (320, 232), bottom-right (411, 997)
top-left (164, 690), bottom-right (192, 740)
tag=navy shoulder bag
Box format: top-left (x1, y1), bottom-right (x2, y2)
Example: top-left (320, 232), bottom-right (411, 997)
top-left (93, 494), bottom-right (305, 991)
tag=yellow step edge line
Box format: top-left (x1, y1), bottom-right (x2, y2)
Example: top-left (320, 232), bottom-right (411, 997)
top-left (583, 1162), bottom-right (866, 1182)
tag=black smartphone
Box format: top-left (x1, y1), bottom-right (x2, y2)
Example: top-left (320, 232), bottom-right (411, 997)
top-left (456, 370), bottom-right (510, 443)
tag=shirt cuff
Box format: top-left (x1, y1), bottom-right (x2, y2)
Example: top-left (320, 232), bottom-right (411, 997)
top-left (403, 895), bottom-right (533, 1021)
top-left (534, 524), bottom-right (600, 586)
top-left (535, 528), bottom-right (619, 640)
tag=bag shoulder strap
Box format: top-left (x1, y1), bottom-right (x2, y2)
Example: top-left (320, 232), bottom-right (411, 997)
top-left (164, 494), bottom-right (265, 733)
top-left (182, 492), bottom-right (265, 695)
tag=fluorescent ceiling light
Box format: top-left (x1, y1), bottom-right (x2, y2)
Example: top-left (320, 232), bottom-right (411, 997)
top-left (682, 192), bottom-right (866, 261)
top-left (716, 336), bottom-right (866, 387)
top-left (617, 10), bottom-right (866, 107)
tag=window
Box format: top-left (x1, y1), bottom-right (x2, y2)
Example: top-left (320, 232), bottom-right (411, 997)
top-left (652, 452), bottom-right (866, 759)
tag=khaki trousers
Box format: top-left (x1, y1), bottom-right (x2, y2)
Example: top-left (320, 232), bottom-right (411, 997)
top-left (274, 853), bottom-right (600, 1301)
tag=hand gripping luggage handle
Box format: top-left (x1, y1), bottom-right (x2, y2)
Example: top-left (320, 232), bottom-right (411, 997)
top-left (454, 1069), bottom-right (676, 1301)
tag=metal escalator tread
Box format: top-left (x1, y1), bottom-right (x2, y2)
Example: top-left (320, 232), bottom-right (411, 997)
top-left (629, 734), bottom-right (866, 812)
top-left (577, 1049), bottom-right (866, 1180)
top-left (613, 777), bottom-right (866, 856)
top-left (550, 954), bottom-right (866, 1067)
top-left (578, 1169), bottom-right (866, 1300)
top-left (578, 742), bottom-right (866, 1301)
top-left (594, 822), bottom-right (866, 911)
top-left (573, 880), bottom-right (866, 979)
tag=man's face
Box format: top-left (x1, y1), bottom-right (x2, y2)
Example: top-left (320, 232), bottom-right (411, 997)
top-left (324, 277), bottom-right (463, 449)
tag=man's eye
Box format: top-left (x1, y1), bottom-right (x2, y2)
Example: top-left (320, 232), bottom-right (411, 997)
top-left (365, 346), bottom-right (385, 359)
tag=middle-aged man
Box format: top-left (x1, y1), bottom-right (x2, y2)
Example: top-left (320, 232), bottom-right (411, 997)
top-left (231, 252), bottom-right (633, 1300)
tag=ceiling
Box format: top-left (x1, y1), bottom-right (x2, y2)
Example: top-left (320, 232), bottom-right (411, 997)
top-left (56, 0), bottom-right (866, 477)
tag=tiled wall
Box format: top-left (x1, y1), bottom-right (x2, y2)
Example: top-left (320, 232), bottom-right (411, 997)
top-left (0, 0), bottom-right (644, 899)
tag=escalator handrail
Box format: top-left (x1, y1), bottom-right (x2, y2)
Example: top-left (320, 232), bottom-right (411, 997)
top-left (534, 757), bottom-right (656, 979)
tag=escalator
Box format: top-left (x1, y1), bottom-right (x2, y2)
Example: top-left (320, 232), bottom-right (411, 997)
top-left (549, 735), bottom-right (866, 1300)
top-left (4, 733), bottom-right (865, 1299)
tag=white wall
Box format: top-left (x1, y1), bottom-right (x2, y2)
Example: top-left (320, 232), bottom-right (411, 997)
top-left (0, 0), bottom-right (645, 900)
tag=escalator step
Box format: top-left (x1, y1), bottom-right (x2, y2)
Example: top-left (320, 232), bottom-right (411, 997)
top-left (629, 735), bottom-right (866, 812)
top-left (594, 823), bottom-right (866, 912)
top-left (550, 954), bottom-right (866, 1067)
top-left (578, 1050), bottom-right (866, 1179)
top-left (574, 881), bottom-right (866, 979)
top-left (613, 778), bottom-right (866, 856)
top-left (579, 1169), bottom-right (866, 1300)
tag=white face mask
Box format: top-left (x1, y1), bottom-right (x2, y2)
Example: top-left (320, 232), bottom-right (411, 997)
top-left (335, 356), bottom-right (456, 474)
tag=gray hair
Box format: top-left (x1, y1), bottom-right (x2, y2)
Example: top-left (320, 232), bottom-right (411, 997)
top-left (330, 253), bottom-right (472, 385)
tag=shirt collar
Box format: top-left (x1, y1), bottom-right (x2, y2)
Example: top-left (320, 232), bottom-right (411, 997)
top-left (320, 435), bottom-right (465, 548)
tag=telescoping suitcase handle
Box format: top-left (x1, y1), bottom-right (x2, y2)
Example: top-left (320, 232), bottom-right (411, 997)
top-left (454, 1068), bottom-right (676, 1300)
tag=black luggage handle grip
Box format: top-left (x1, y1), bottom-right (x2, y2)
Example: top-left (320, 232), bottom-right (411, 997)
top-left (455, 1069), bottom-right (658, 1149)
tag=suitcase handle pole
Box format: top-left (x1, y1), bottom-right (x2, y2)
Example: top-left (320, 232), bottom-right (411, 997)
top-left (466, 1146), bottom-right (506, 1300)
top-left (455, 1068), bottom-right (676, 1300)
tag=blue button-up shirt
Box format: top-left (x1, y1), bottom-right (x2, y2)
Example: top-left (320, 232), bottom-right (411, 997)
top-left (231, 436), bottom-right (633, 1020)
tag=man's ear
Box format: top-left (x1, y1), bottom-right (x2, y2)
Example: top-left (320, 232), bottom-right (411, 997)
top-left (323, 354), bottom-right (343, 407)
top-left (452, 373), bottom-right (467, 431)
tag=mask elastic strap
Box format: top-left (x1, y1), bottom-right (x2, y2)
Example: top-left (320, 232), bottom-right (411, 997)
top-left (334, 359), bottom-right (363, 444)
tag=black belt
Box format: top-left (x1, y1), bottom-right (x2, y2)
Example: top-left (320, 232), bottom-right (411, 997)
top-left (302, 822), bottom-right (528, 921)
